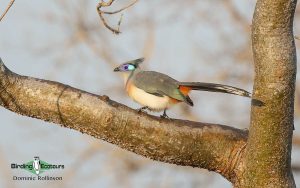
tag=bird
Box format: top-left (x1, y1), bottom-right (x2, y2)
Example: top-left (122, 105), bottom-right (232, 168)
top-left (114, 58), bottom-right (251, 118)
top-left (32, 156), bottom-right (41, 175)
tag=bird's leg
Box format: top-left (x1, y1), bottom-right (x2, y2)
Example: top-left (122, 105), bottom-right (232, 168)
top-left (160, 109), bottom-right (170, 119)
top-left (137, 106), bottom-right (149, 113)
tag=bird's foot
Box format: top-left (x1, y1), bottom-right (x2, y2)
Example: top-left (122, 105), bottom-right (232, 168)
top-left (160, 110), bottom-right (170, 119)
top-left (160, 114), bottom-right (170, 119)
top-left (137, 106), bottom-right (149, 113)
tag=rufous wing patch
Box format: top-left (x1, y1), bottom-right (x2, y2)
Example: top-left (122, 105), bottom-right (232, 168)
top-left (179, 86), bottom-right (192, 96)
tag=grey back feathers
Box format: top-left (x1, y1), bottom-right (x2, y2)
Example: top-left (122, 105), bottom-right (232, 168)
top-left (132, 71), bottom-right (192, 105)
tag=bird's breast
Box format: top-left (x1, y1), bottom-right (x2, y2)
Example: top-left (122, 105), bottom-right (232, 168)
top-left (126, 83), bottom-right (176, 111)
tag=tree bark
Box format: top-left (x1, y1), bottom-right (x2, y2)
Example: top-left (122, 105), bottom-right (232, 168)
top-left (240, 0), bottom-right (297, 187)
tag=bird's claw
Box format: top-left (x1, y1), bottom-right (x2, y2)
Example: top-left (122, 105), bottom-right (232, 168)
top-left (160, 114), bottom-right (170, 119)
top-left (160, 110), bottom-right (170, 119)
top-left (137, 106), bottom-right (148, 113)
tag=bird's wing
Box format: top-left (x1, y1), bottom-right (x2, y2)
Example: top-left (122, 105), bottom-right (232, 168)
top-left (132, 71), bottom-right (187, 102)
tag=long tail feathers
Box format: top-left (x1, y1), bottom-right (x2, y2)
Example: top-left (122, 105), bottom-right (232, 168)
top-left (179, 82), bottom-right (251, 98)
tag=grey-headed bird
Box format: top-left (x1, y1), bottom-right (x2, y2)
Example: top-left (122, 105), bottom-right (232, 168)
top-left (114, 58), bottom-right (251, 118)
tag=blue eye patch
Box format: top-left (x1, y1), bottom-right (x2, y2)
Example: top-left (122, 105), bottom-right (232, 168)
top-left (127, 64), bottom-right (135, 70)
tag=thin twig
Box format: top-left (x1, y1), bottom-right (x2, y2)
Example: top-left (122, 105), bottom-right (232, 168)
top-left (102, 0), bottom-right (138, 15)
top-left (98, 10), bottom-right (121, 34)
top-left (96, 0), bottom-right (138, 34)
top-left (117, 13), bottom-right (123, 31)
top-left (0, 0), bottom-right (15, 22)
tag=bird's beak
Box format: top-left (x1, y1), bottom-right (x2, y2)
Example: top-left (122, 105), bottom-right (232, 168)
top-left (113, 67), bottom-right (120, 72)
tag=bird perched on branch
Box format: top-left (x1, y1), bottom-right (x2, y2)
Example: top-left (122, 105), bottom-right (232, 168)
top-left (114, 58), bottom-right (251, 118)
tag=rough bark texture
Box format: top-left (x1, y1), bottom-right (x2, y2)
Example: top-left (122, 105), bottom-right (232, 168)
top-left (0, 59), bottom-right (247, 181)
top-left (240, 0), bottom-right (297, 187)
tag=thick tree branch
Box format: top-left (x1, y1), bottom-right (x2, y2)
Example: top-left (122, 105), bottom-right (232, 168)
top-left (0, 58), bottom-right (247, 182)
top-left (241, 0), bottom-right (297, 187)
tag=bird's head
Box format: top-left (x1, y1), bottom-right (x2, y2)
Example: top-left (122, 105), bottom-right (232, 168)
top-left (113, 58), bottom-right (144, 72)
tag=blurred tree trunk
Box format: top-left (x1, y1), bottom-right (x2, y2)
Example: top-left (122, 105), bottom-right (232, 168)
top-left (0, 0), bottom-right (297, 187)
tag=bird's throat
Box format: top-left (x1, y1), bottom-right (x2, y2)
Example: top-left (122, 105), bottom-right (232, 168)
top-left (122, 72), bottom-right (132, 86)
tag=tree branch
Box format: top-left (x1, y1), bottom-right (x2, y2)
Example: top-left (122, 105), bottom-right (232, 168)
top-left (0, 58), bottom-right (247, 182)
top-left (0, 0), bottom-right (15, 22)
top-left (96, 0), bottom-right (139, 34)
top-left (241, 0), bottom-right (297, 187)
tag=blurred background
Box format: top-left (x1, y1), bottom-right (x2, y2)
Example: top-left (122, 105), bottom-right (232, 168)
top-left (0, 0), bottom-right (299, 187)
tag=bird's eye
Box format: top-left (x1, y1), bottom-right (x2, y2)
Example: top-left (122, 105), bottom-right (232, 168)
top-left (124, 65), bottom-right (128, 70)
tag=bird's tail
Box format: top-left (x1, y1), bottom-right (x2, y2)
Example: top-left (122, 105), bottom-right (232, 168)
top-left (179, 82), bottom-right (251, 98)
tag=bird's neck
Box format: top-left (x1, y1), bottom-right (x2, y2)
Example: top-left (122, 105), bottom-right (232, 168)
top-left (122, 72), bottom-right (131, 85)
top-left (122, 68), bottom-right (141, 86)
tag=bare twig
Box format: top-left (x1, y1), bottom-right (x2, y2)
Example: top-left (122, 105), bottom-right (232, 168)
top-left (102, 0), bottom-right (138, 15)
top-left (0, 0), bottom-right (15, 22)
top-left (117, 13), bottom-right (123, 31)
top-left (96, 0), bottom-right (139, 34)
